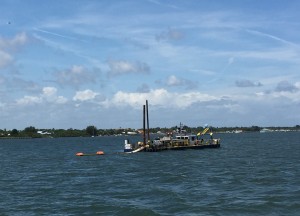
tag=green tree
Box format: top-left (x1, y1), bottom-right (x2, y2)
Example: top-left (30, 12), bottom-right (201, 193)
top-left (86, 125), bottom-right (97, 136)
top-left (24, 126), bottom-right (37, 133)
top-left (251, 126), bottom-right (261, 132)
top-left (24, 126), bottom-right (37, 137)
top-left (11, 129), bottom-right (19, 136)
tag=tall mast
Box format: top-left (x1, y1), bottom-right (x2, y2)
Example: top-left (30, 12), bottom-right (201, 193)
top-left (143, 104), bottom-right (146, 145)
top-left (146, 100), bottom-right (150, 142)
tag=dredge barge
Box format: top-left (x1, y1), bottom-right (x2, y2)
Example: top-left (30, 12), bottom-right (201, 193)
top-left (124, 100), bottom-right (220, 153)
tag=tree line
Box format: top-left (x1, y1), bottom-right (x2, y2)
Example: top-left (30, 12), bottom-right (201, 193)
top-left (0, 125), bottom-right (299, 138)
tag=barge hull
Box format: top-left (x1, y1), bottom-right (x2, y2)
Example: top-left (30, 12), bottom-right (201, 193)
top-left (143, 143), bottom-right (220, 152)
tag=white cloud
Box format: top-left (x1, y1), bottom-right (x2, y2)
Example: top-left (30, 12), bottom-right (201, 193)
top-left (165, 75), bottom-right (198, 89)
top-left (73, 89), bottom-right (99, 101)
top-left (7, 85), bottom-right (300, 129)
top-left (107, 60), bottom-right (150, 76)
top-left (255, 81), bottom-right (300, 103)
top-left (41, 87), bottom-right (68, 104)
top-left (0, 50), bottom-right (13, 68)
top-left (272, 91), bottom-right (300, 102)
top-left (55, 96), bottom-right (68, 104)
top-left (0, 32), bottom-right (28, 68)
top-left (0, 32), bottom-right (27, 50)
top-left (16, 87), bottom-right (67, 106)
top-left (167, 75), bottom-right (181, 86)
top-left (54, 65), bottom-right (98, 88)
top-left (43, 87), bottom-right (57, 96)
top-left (16, 96), bottom-right (42, 105)
top-left (108, 88), bottom-right (217, 109)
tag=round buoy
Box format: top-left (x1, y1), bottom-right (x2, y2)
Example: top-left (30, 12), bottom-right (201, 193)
top-left (96, 151), bottom-right (104, 155)
top-left (76, 152), bottom-right (84, 156)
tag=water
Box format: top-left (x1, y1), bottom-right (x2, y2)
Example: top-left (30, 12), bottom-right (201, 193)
top-left (1, 132), bottom-right (299, 215)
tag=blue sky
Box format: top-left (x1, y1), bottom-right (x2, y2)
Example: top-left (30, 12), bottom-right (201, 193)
top-left (1, 0), bottom-right (300, 130)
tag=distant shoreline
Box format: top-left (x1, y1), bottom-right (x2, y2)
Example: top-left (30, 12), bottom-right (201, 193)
top-left (0, 127), bottom-right (299, 139)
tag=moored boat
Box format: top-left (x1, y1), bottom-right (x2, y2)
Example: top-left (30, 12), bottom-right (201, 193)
top-left (123, 101), bottom-right (220, 153)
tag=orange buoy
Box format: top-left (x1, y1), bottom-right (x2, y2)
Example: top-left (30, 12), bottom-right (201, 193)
top-left (76, 152), bottom-right (84, 156)
top-left (96, 151), bottom-right (104, 155)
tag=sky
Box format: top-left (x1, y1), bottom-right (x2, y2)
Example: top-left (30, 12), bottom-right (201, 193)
top-left (1, 0), bottom-right (300, 130)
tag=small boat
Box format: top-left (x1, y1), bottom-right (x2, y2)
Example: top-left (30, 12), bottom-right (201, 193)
top-left (260, 128), bottom-right (273, 133)
top-left (123, 101), bottom-right (220, 153)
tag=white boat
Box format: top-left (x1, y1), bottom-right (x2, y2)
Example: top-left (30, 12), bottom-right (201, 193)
top-left (260, 128), bottom-right (273, 133)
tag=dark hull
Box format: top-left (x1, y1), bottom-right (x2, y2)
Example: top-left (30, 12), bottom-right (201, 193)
top-left (143, 143), bottom-right (220, 152)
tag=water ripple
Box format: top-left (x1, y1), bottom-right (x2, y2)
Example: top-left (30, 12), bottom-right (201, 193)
top-left (0, 133), bottom-right (300, 215)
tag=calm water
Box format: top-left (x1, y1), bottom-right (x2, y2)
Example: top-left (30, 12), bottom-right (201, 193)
top-left (0, 132), bottom-right (299, 216)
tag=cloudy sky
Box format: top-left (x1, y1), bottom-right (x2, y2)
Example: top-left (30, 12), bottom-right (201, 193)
top-left (1, 0), bottom-right (300, 130)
